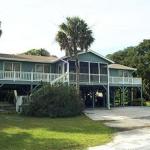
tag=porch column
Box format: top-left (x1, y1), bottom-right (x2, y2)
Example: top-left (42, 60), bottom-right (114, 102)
top-left (122, 86), bottom-right (125, 106)
top-left (88, 62), bottom-right (90, 84)
top-left (98, 63), bottom-right (100, 83)
top-left (62, 63), bottom-right (65, 74)
top-left (30, 84), bottom-right (33, 93)
top-left (119, 87), bottom-right (122, 106)
top-left (107, 64), bottom-right (110, 109)
top-left (92, 91), bottom-right (95, 108)
top-left (67, 61), bottom-right (69, 85)
top-left (131, 87), bottom-right (133, 105)
top-left (140, 86), bottom-right (143, 106)
top-left (113, 88), bottom-right (115, 107)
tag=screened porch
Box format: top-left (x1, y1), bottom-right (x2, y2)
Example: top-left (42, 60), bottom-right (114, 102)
top-left (69, 61), bottom-right (108, 84)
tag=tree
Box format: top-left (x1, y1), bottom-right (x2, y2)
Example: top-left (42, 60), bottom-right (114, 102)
top-left (0, 21), bottom-right (2, 37)
top-left (56, 17), bottom-right (94, 94)
top-left (24, 48), bottom-right (50, 56)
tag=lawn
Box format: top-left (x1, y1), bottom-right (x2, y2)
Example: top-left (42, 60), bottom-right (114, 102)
top-left (0, 114), bottom-right (115, 150)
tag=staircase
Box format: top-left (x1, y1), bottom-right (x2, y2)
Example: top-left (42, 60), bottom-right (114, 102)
top-left (0, 102), bottom-right (16, 113)
top-left (51, 72), bottom-right (68, 85)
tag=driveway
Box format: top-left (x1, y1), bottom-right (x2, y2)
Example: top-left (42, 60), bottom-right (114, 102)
top-left (84, 106), bottom-right (150, 150)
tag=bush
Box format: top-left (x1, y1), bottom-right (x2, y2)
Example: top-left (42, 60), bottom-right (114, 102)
top-left (144, 101), bottom-right (150, 106)
top-left (21, 84), bottom-right (83, 117)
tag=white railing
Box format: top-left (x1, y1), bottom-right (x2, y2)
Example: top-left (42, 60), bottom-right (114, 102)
top-left (0, 71), bottom-right (142, 85)
top-left (69, 73), bottom-right (108, 83)
top-left (109, 76), bottom-right (142, 85)
top-left (0, 71), bottom-right (67, 83)
top-left (69, 73), bottom-right (142, 85)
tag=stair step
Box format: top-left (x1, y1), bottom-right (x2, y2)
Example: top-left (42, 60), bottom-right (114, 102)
top-left (0, 102), bottom-right (15, 112)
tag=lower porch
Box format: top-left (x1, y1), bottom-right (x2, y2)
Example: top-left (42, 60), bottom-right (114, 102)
top-left (80, 85), bottom-right (143, 109)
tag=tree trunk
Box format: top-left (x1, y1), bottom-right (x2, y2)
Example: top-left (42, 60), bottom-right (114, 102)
top-left (75, 55), bottom-right (80, 95)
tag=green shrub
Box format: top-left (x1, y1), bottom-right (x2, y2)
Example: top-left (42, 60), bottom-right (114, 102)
top-left (144, 101), bottom-right (150, 106)
top-left (21, 84), bottom-right (83, 117)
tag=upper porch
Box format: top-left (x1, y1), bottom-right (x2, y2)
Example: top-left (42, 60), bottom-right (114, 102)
top-left (0, 70), bottom-right (142, 86)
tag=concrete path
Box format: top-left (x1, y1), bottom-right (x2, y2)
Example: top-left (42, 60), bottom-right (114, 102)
top-left (88, 128), bottom-right (150, 150)
top-left (84, 107), bottom-right (150, 150)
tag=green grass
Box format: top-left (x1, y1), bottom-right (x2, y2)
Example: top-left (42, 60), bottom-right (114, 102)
top-left (0, 114), bottom-right (115, 150)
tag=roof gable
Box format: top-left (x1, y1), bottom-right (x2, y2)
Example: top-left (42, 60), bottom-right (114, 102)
top-left (78, 50), bottom-right (114, 63)
top-left (58, 50), bottom-right (114, 64)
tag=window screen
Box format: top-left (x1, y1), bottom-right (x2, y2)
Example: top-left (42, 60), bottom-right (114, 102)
top-left (100, 64), bottom-right (107, 74)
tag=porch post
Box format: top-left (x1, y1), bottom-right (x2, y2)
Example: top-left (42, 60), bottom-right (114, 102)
top-left (67, 61), bottom-right (69, 85)
top-left (122, 86), bottom-right (125, 106)
top-left (140, 86), bottom-right (143, 106)
top-left (92, 91), bottom-right (95, 108)
top-left (88, 62), bottom-right (90, 84)
top-left (107, 65), bottom-right (110, 109)
top-left (120, 87), bottom-right (122, 106)
top-left (131, 87), bottom-right (133, 105)
top-left (98, 63), bottom-right (100, 83)
top-left (62, 63), bottom-right (64, 74)
top-left (113, 88), bottom-right (115, 107)
top-left (30, 84), bottom-right (33, 93)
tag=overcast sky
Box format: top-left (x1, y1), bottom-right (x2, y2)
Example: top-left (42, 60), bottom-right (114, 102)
top-left (0, 0), bottom-right (150, 57)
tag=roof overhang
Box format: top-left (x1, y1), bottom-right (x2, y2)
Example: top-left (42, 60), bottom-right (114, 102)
top-left (108, 64), bottom-right (137, 71)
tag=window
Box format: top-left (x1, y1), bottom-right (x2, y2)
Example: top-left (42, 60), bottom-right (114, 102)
top-left (80, 62), bottom-right (88, 73)
top-left (4, 62), bottom-right (21, 71)
top-left (118, 70), bottom-right (123, 77)
top-left (69, 61), bottom-right (76, 73)
top-left (35, 64), bottom-right (43, 73)
top-left (124, 71), bottom-right (129, 77)
top-left (4, 62), bottom-right (12, 71)
top-left (44, 64), bottom-right (50, 73)
top-left (13, 63), bottom-right (20, 71)
top-left (100, 64), bottom-right (107, 74)
top-left (35, 64), bottom-right (50, 73)
top-left (90, 63), bottom-right (98, 74)
top-left (58, 64), bottom-right (62, 73)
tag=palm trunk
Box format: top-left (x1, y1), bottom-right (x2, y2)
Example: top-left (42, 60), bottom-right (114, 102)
top-left (75, 55), bottom-right (80, 95)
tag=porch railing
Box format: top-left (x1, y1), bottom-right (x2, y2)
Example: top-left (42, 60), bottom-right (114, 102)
top-left (0, 71), bottom-right (142, 85)
top-left (0, 71), bottom-right (67, 83)
top-left (109, 76), bottom-right (142, 85)
top-left (69, 73), bottom-right (142, 85)
top-left (69, 73), bottom-right (108, 84)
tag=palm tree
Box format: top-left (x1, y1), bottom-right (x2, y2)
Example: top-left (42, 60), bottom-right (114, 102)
top-left (56, 17), bottom-right (94, 94)
top-left (0, 21), bottom-right (2, 37)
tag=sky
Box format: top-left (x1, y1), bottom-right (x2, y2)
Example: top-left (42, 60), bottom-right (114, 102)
top-left (0, 0), bottom-right (150, 57)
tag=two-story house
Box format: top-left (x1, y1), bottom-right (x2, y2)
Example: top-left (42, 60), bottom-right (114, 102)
top-left (0, 50), bottom-right (142, 111)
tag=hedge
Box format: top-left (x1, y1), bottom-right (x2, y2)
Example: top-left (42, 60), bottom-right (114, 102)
top-left (21, 84), bottom-right (83, 117)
